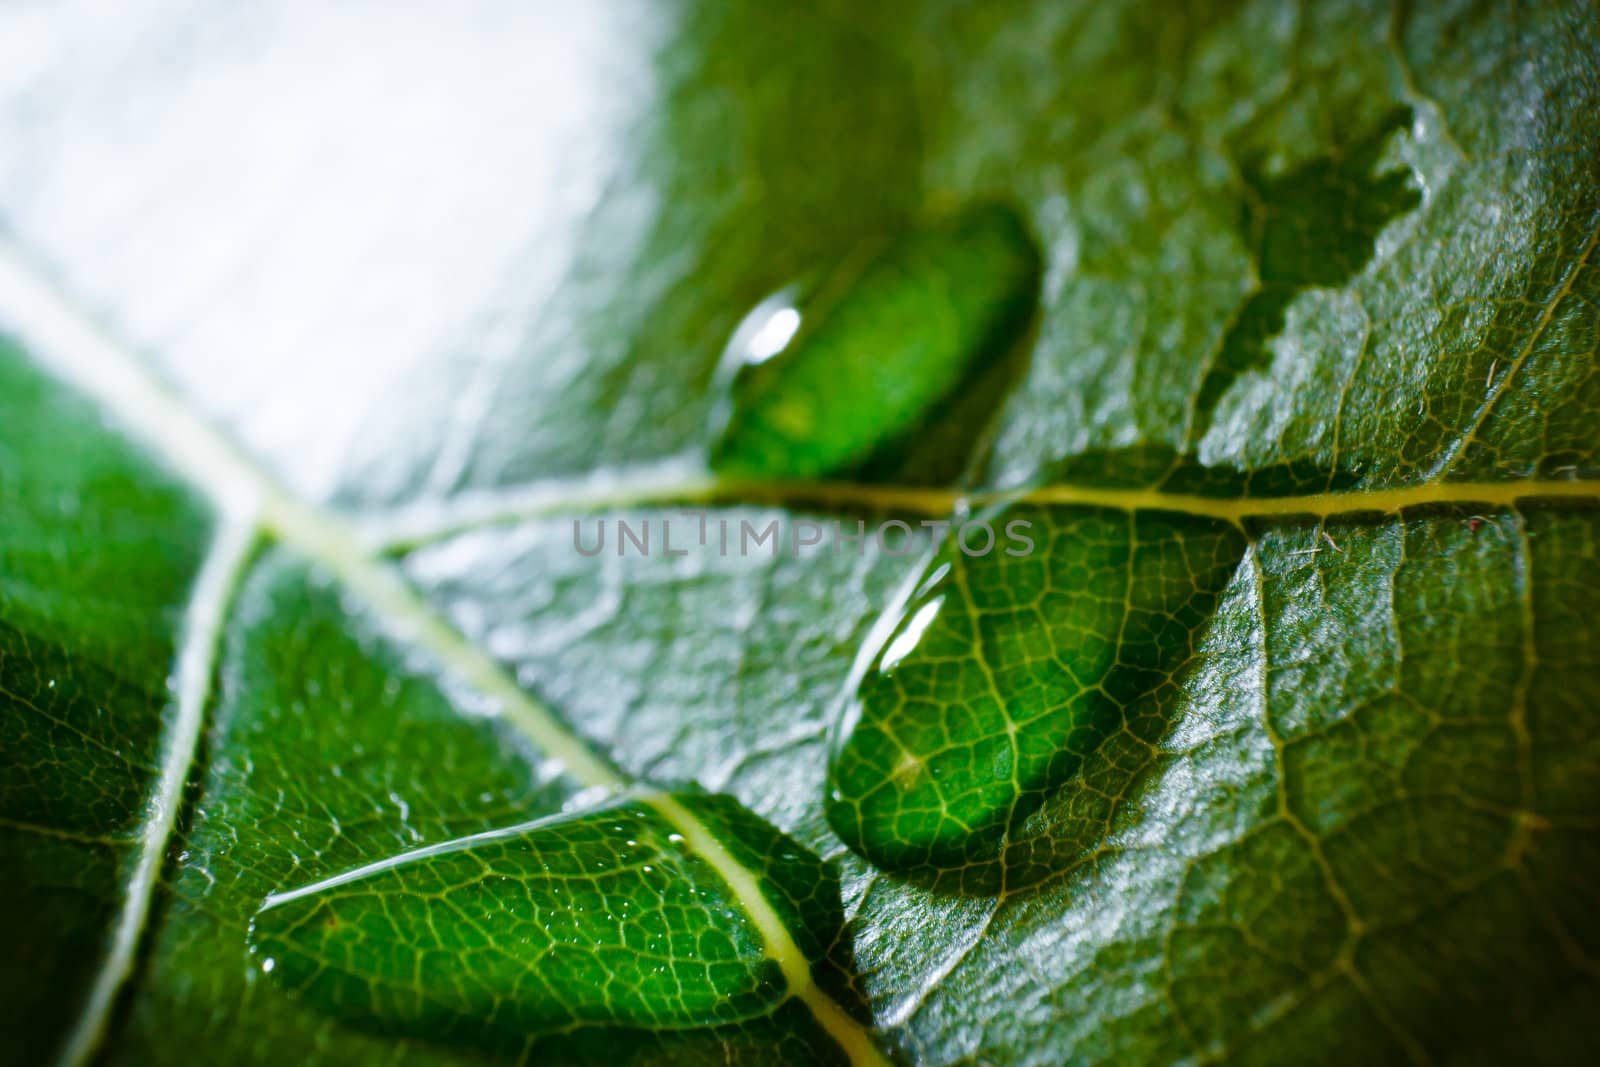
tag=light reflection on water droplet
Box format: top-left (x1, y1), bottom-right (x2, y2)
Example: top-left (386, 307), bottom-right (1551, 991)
top-left (878, 596), bottom-right (944, 674)
top-left (744, 305), bottom-right (802, 364)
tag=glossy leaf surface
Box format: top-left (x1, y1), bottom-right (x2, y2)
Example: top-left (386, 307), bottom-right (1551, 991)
top-left (0, 2), bottom-right (1597, 1066)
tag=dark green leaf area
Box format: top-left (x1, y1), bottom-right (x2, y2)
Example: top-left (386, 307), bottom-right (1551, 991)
top-left (1189, 107), bottom-right (1423, 443)
top-left (0, 345), bottom-right (209, 1065)
top-left (826, 505), bottom-right (1246, 888)
top-left (249, 793), bottom-right (842, 1054)
top-left (710, 203), bottom-right (1041, 480)
top-left (1031, 443), bottom-right (1359, 498)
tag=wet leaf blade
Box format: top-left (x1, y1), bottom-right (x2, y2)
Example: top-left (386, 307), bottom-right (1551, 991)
top-left (0, 1), bottom-right (1597, 1066)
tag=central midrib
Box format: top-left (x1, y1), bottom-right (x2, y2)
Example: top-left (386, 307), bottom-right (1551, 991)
top-left (362, 466), bottom-right (1600, 551)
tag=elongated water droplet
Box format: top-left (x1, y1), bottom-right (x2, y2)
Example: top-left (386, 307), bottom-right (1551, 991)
top-left (826, 506), bottom-right (1246, 884)
top-left (710, 203), bottom-right (1041, 479)
top-left (249, 794), bottom-right (851, 1053)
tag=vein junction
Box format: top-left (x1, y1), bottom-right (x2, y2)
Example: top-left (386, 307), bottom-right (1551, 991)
top-left (0, 239), bottom-right (890, 1067)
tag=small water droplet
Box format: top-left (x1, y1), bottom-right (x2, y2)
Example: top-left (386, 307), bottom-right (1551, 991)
top-left (710, 203), bottom-right (1040, 479)
top-left (248, 794), bottom-right (848, 1051)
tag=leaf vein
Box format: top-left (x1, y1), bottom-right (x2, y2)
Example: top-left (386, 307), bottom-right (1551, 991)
top-left (56, 516), bottom-right (256, 1067)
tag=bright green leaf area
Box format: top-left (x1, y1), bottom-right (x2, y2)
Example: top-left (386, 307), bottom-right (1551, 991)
top-left (251, 793), bottom-right (854, 1059)
top-left (1, 1), bottom-right (1599, 1066)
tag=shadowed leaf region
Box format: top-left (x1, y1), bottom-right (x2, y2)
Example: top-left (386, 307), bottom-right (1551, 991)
top-left (249, 793), bottom-right (857, 1058)
top-left (1188, 107), bottom-right (1423, 446)
top-left (710, 203), bottom-right (1040, 480)
top-left (826, 505), bottom-right (1246, 889)
top-left (0, 344), bottom-right (211, 1067)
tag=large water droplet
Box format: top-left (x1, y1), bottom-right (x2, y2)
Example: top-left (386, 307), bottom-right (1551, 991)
top-left (249, 794), bottom-right (852, 1054)
top-left (710, 203), bottom-right (1041, 480)
top-left (826, 506), bottom-right (1247, 886)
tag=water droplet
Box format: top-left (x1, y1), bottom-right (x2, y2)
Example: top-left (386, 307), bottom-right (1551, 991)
top-left (249, 793), bottom-right (852, 1052)
top-left (710, 203), bottom-right (1040, 479)
top-left (826, 506), bottom-right (1246, 884)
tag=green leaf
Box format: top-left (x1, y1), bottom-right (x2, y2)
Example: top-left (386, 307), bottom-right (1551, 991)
top-left (1, 1), bottom-right (1598, 1066)
top-left (0, 347), bottom-right (212, 1067)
